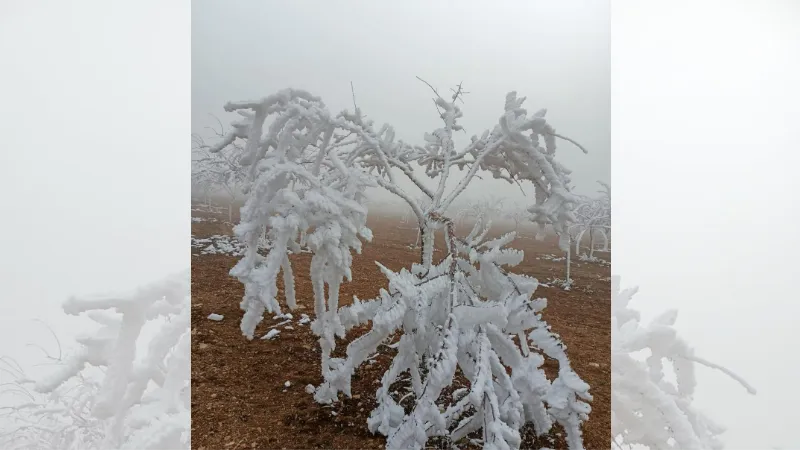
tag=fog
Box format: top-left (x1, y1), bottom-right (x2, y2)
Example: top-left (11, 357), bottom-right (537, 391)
top-left (192, 0), bottom-right (610, 212)
top-left (0, 0), bottom-right (189, 403)
top-left (612, 2), bottom-right (800, 448)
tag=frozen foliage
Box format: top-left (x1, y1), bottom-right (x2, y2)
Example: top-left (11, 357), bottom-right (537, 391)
top-left (212, 81), bottom-right (590, 449)
top-left (0, 272), bottom-right (190, 450)
top-left (192, 131), bottom-right (247, 223)
top-left (328, 219), bottom-right (591, 450)
top-left (611, 277), bottom-right (756, 450)
top-left (0, 362), bottom-right (106, 450)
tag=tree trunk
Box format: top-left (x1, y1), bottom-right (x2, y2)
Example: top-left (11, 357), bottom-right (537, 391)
top-left (566, 237), bottom-right (571, 285)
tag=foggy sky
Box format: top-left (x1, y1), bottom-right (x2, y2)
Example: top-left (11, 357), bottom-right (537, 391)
top-left (613, 2), bottom-right (800, 448)
top-left (192, 0), bottom-right (610, 210)
top-left (0, 0), bottom-right (189, 397)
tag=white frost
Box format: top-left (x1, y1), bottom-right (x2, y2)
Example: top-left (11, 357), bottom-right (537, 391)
top-left (261, 329), bottom-right (280, 340)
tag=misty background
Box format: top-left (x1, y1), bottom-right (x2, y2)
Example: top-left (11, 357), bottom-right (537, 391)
top-left (0, 0), bottom-right (190, 420)
top-left (191, 0), bottom-right (610, 214)
top-left (613, 2), bottom-right (800, 449)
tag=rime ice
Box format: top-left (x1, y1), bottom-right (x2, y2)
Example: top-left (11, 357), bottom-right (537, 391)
top-left (211, 83), bottom-right (592, 449)
top-left (2, 272), bottom-right (191, 450)
top-left (611, 276), bottom-right (755, 450)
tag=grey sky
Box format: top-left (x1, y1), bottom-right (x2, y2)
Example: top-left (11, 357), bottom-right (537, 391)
top-left (0, 0), bottom-right (189, 393)
top-left (192, 0), bottom-right (609, 209)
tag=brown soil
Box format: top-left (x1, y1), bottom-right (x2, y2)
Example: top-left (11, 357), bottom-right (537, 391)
top-left (191, 205), bottom-right (610, 450)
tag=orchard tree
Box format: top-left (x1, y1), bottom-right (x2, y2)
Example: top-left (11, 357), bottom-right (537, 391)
top-left (454, 196), bottom-right (506, 230)
top-left (0, 365), bottom-right (106, 450)
top-left (210, 80), bottom-right (590, 449)
top-left (501, 204), bottom-right (535, 238)
top-left (611, 276), bottom-right (755, 450)
top-left (190, 166), bottom-right (214, 208)
top-left (192, 130), bottom-right (246, 223)
top-left (569, 181), bottom-right (610, 259)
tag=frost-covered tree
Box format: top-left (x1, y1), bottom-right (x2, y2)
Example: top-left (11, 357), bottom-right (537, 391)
top-left (211, 80), bottom-right (590, 449)
top-left (0, 367), bottom-right (106, 450)
top-left (569, 181), bottom-right (610, 258)
top-left (192, 131), bottom-right (246, 223)
top-left (190, 169), bottom-right (214, 208)
top-left (611, 276), bottom-right (756, 450)
top-left (0, 272), bottom-right (191, 450)
top-left (455, 196), bottom-right (506, 229)
top-left (502, 204), bottom-right (528, 233)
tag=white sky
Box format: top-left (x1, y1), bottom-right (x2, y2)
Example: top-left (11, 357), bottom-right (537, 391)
top-left (1, 1), bottom-right (798, 449)
top-left (612, 1), bottom-right (800, 448)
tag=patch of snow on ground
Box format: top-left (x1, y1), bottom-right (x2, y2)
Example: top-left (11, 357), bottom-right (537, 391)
top-left (191, 234), bottom-right (246, 256)
top-left (546, 277), bottom-right (573, 290)
top-left (537, 253), bottom-right (566, 262)
top-left (261, 329), bottom-right (280, 340)
top-left (578, 253), bottom-right (610, 266)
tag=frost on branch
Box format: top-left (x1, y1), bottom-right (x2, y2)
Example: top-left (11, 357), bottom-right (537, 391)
top-left (328, 218), bottom-right (592, 450)
top-left (611, 276), bottom-right (756, 450)
top-left (1, 272), bottom-right (191, 450)
top-left (218, 90), bottom-right (376, 341)
top-left (0, 367), bottom-right (105, 450)
top-left (212, 82), bottom-right (589, 449)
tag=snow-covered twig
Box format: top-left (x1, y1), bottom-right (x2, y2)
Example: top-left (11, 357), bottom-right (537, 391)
top-left (611, 276), bottom-right (756, 450)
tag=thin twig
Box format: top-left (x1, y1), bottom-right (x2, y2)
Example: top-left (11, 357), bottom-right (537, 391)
top-left (546, 131), bottom-right (589, 154)
top-left (350, 81), bottom-right (358, 112)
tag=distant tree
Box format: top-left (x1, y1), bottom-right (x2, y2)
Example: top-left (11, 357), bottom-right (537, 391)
top-left (503, 205), bottom-right (528, 233)
top-left (570, 181), bottom-right (610, 258)
top-left (192, 122), bottom-right (247, 223)
top-left (454, 196), bottom-right (506, 229)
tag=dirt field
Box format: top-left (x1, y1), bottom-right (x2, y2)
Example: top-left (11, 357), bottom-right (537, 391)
top-left (190, 204), bottom-right (610, 450)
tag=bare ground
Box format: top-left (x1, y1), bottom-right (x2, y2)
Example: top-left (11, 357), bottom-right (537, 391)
top-left (191, 206), bottom-right (610, 450)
